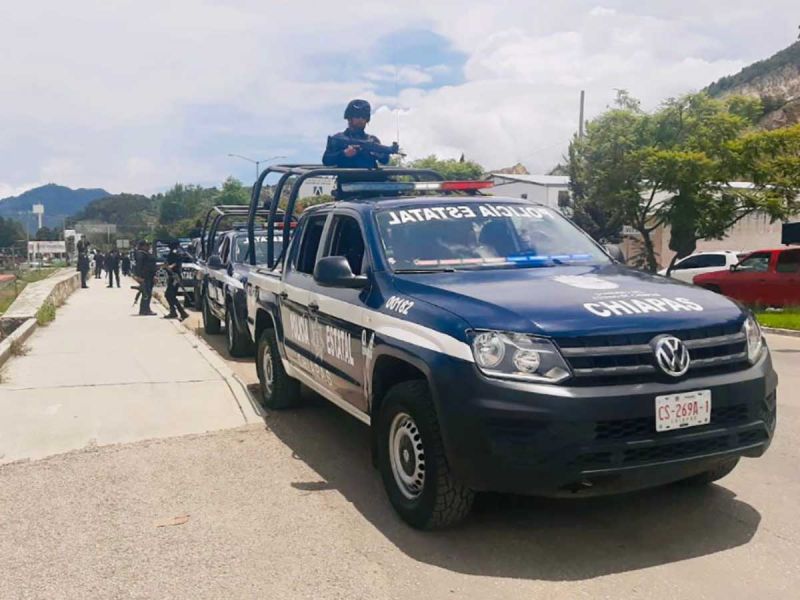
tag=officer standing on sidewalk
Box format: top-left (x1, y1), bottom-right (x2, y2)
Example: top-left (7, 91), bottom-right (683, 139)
top-left (133, 241), bottom-right (157, 316)
top-left (77, 243), bottom-right (90, 289)
top-left (106, 248), bottom-right (121, 288)
top-left (163, 241), bottom-right (189, 321)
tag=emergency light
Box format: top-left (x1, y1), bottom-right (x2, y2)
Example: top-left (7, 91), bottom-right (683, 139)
top-left (339, 180), bottom-right (494, 194)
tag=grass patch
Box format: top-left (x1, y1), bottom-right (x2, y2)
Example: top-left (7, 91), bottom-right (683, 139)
top-left (755, 308), bottom-right (800, 331)
top-left (36, 301), bottom-right (57, 326)
top-left (9, 338), bottom-right (29, 356)
top-left (0, 268), bottom-right (58, 314)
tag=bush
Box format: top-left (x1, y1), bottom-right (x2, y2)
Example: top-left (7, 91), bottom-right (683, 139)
top-left (36, 301), bottom-right (56, 326)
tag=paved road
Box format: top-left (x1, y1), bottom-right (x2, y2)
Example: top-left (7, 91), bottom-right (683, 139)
top-left (0, 293), bottom-right (798, 598)
top-left (0, 280), bottom-right (258, 464)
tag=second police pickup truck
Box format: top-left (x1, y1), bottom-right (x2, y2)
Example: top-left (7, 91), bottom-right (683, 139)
top-left (242, 165), bottom-right (777, 529)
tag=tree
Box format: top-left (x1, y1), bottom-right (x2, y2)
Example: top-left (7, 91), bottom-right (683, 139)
top-left (568, 91), bottom-right (800, 272)
top-left (406, 155), bottom-right (484, 180)
top-left (217, 177), bottom-right (250, 206)
top-left (0, 216), bottom-right (26, 249)
top-left (34, 226), bottom-right (60, 241)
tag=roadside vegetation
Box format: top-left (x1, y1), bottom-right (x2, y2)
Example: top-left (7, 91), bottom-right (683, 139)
top-left (0, 268), bottom-right (58, 315)
top-left (35, 300), bottom-right (57, 326)
top-left (756, 308), bottom-right (800, 331)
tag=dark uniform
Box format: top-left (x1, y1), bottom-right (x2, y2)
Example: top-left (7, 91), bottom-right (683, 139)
top-left (322, 127), bottom-right (391, 169)
top-left (77, 253), bottom-right (90, 288)
top-left (164, 244), bottom-right (188, 320)
top-left (121, 254), bottom-right (131, 277)
top-left (106, 249), bottom-right (120, 288)
top-left (134, 244), bottom-right (157, 316)
top-left (94, 252), bottom-right (105, 279)
top-left (322, 99), bottom-right (392, 169)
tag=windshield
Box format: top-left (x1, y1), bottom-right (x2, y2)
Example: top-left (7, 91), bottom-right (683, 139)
top-left (375, 201), bottom-right (609, 271)
top-left (234, 233), bottom-right (285, 264)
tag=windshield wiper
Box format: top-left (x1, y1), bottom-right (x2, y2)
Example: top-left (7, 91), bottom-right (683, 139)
top-left (394, 268), bottom-right (456, 274)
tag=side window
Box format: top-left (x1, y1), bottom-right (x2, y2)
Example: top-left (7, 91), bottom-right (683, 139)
top-left (219, 237), bottom-right (231, 264)
top-left (674, 256), bottom-right (701, 270)
top-left (738, 252), bottom-right (771, 272)
top-left (776, 250), bottom-right (800, 274)
top-left (704, 254), bottom-right (726, 267)
top-left (327, 215), bottom-right (366, 275)
top-left (296, 215), bottom-right (327, 275)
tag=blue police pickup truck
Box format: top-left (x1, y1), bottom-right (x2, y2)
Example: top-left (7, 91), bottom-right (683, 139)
top-left (243, 165), bottom-right (777, 529)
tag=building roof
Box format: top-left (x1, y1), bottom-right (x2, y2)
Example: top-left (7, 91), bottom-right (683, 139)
top-left (489, 173), bottom-right (570, 186)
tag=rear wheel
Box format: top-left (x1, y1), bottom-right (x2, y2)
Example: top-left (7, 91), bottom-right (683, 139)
top-left (256, 328), bottom-right (300, 409)
top-left (226, 306), bottom-right (252, 357)
top-left (202, 292), bottom-right (221, 334)
top-left (377, 380), bottom-right (474, 529)
top-left (681, 457), bottom-right (740, 486)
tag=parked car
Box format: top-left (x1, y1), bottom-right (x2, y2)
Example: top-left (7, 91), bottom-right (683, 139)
top-left (243, 164), bottom-right (777, 529)
top-left (694, 248), bottom-right (800, 307)
top-left (658, 251), bottom-right (742, 283)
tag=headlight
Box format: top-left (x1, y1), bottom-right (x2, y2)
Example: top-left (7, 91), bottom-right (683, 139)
top-left (470, 331), bottom-right (571, 383)
top-left (744, 314), bottom-right (764, 363)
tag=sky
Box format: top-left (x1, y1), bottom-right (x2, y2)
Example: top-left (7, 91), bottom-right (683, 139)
top-left (0, 0), bottom-right (798, 198)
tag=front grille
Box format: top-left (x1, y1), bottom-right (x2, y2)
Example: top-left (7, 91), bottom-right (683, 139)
top-left (557, 323), bottom-right (748, 384)
top-left (595, 404), bottom-right (750, 441)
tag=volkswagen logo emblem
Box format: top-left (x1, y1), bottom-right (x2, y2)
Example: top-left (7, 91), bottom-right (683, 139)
top-left (653, 336), bottom-right (691, 377)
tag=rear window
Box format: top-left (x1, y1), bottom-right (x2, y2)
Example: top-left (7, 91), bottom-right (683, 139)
top-left (776, 250), bottom-right (800, 273)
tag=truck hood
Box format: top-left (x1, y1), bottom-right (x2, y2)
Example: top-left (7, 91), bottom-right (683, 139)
top-left (392, 264), bottom-right (744, 337)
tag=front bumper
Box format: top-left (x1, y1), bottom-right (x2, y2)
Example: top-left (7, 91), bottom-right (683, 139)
top-left (431, 349), bottom-right (777, 496)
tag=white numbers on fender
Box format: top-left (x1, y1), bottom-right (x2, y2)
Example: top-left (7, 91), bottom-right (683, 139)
top-left (384, 295), bottom-right (415, 316)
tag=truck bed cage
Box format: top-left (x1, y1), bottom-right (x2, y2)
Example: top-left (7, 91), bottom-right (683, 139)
top-left (201, 205), bottom-right (278, 259)
top-left (247, 164), bottom-right (445, 268)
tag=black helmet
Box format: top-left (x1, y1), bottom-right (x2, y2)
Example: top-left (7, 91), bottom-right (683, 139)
top-left (344, 99), bottom-right (371, 121)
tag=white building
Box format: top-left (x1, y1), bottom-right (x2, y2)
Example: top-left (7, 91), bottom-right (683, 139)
top-left (487, 173), bottom-right (570, 209)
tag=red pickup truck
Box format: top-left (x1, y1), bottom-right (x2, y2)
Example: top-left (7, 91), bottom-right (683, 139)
top-left (694, 248), bottom-right (800, 307)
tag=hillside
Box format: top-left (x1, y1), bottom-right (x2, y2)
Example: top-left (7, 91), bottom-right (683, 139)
top-left (0, 184), bottom-right (110, 231)
top-left (71, 193), bottom-right (157, 236)
top-left (707, 41), bottom-right (800, 129)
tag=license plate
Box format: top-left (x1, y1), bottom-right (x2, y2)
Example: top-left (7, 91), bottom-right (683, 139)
top-left (655, 390), bottom-right (711, 432)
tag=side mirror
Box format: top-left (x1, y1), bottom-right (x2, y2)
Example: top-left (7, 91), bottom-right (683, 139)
top-left (313, 256), bottom-right (367, 289)
top-left (226, 263), bottom-right (234, 277)
top-left (730, 264), bottom-right (738, 272)
top-left (604, 244), bottom-right (625, 263)
top-left (208, 254), bottom-right (223, 269)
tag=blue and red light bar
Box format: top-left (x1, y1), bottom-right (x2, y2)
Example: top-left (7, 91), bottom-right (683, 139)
top-left (339, 180), bottom-right (494, 194)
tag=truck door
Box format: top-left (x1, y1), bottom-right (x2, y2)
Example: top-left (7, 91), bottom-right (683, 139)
top-left (211, 236), bottom-right (231, 310)
top-left (727, 251), bottom-right (773, 305)
top-left (312, 212), bottom-right (372, 413)
top-left (280, 213), bottom-right (333, 389)
top-left (774, 249), bottom-right (800, 307)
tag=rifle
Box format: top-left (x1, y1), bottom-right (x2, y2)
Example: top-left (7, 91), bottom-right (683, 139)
top-left (326, 135), bottom-right (404, 159)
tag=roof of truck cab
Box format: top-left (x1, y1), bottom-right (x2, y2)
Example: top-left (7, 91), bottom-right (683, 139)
top-left (302, 194), bottom-right (548, 215)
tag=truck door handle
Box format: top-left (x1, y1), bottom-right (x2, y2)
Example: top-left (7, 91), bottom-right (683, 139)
top-left (279, 291), bottom-right (289, 300)
top-left (308, 302), bottom-right (319, 313)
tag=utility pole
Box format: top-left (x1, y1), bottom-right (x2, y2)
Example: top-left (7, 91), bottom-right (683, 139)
top-left (227, 154), bottom-right (287, 181)
top-left (579, 90), bottom-right (586, 139)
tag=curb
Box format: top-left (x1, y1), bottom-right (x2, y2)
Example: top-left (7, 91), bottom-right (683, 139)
top-left (0, 318), bottom-right (37, 368)
top-left (762, 326), bottom-right (800, 338)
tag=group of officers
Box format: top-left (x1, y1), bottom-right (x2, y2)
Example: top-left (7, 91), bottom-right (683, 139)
top-left (72, 99), bottom-right (390, 320)
top-left (76, 238), bottom-right (187, 320)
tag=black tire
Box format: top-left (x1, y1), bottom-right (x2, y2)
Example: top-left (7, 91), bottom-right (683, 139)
top-left (226, 305), bottom-right (252, 357)
top-left (202, 292), bottom-right (221, 334)
top-left (376, 380), bottom-right (474, 529)
top-left (681, 457), bottom-right (740, 486)
top-left (256, 328), bottom-right (300, 409)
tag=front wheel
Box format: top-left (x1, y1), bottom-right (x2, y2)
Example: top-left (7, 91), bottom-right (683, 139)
top-left (376, 380), bottom-right (474, 529)
top-left (203, 293), bottom-right (221, 334)
top-left (226, 307), bottom-right (253, 357)
top-left (256, 328), bottom-right (300, 409)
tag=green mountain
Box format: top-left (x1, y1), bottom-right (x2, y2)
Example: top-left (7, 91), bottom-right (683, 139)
top-left (0, 184), bottom-right (110, 232)
top-left (707, 41), bottom-right (800, 129)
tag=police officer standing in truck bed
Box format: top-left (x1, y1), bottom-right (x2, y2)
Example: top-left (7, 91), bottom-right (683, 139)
top-left (322, 99), bottom-right (392, 169)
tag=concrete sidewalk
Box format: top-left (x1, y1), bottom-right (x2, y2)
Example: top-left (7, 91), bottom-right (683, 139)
top-left (0, 277), bottom-right (259, 464)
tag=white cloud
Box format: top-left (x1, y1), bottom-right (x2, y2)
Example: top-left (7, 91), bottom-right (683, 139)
top-left (0, 0), bottom-right (798, 194)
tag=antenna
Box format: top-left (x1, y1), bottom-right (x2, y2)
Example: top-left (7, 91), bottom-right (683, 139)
top-left (395, 65), bottom-right (401, 146)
